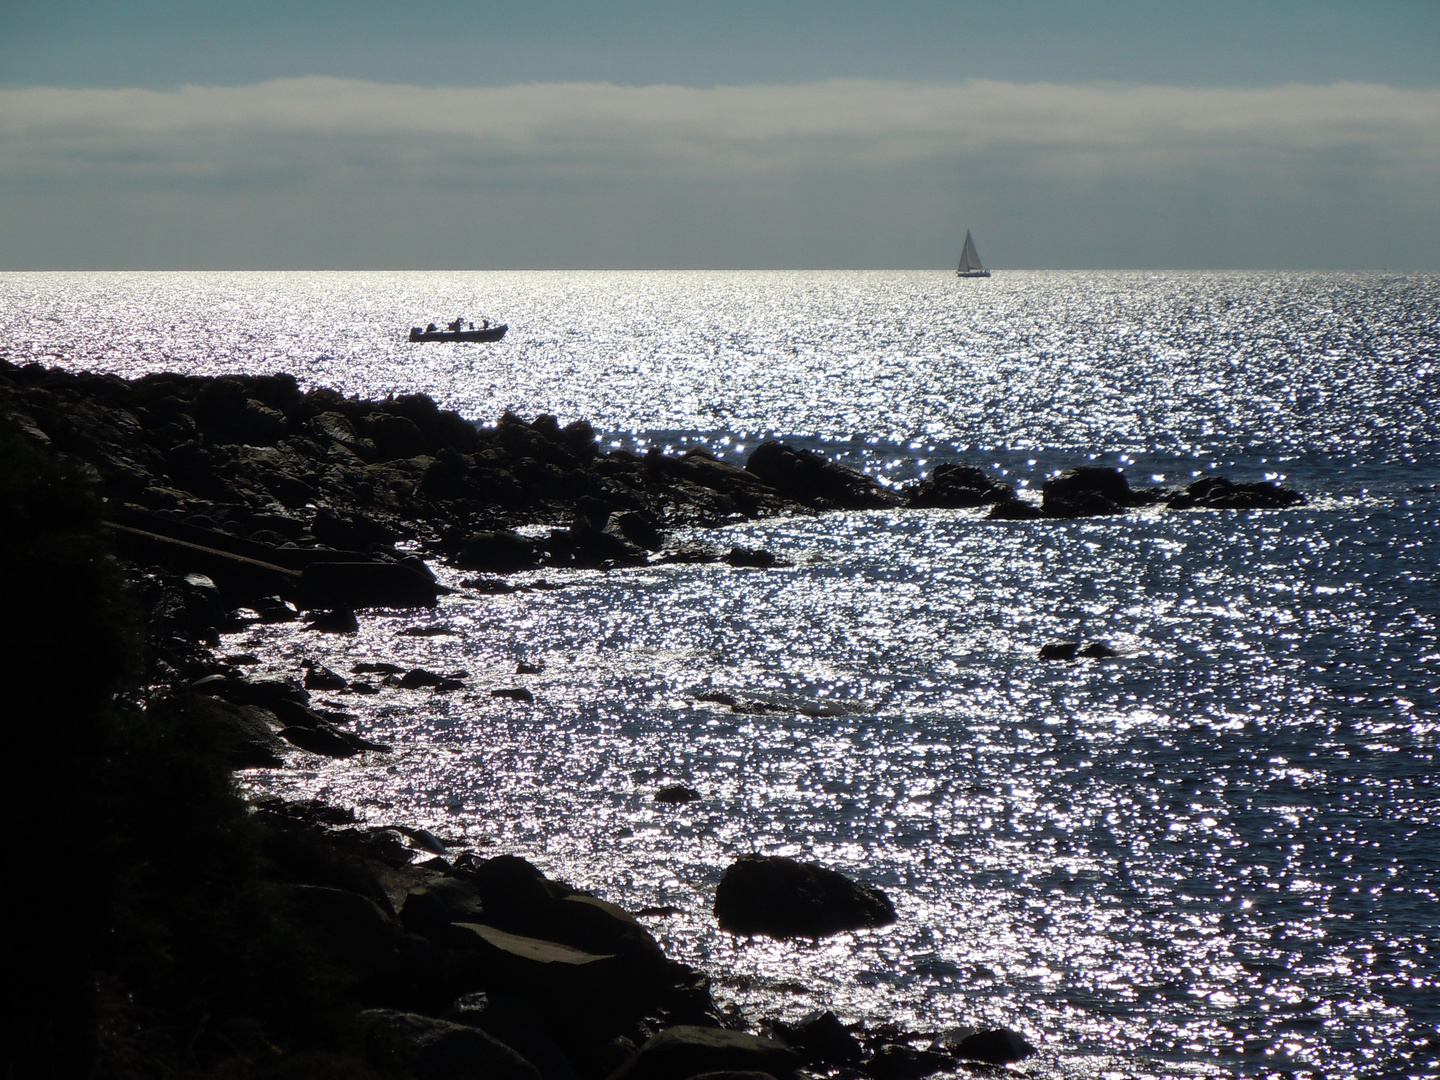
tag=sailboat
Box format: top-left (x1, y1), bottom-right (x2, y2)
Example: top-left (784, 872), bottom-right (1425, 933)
top-left (956, 230), bottom-right (990, 278)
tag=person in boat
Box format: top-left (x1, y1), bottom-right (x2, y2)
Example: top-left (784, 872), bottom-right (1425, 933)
top-left (425, 322), bottom-right (437, 333)
top-left (482, 318), bottom-right (489, 329)
top-left (448, 318), bottom-right (463, 332)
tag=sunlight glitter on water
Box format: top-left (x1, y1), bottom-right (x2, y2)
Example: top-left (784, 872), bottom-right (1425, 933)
top-left (3, 270), bottom-right (1437, 1078)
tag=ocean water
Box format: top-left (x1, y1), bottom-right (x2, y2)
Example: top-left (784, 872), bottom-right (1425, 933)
top-left (3, 270), bottom-right (1438, 1078)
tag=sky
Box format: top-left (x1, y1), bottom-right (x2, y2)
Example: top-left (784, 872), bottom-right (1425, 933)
top-left (1, 0), bottom-right (1437, 270)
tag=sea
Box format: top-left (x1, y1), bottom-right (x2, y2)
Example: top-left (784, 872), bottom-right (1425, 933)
top-left (2, 270), bottom-right (1437, 1079)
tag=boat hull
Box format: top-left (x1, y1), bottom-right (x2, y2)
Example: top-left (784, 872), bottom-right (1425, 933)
top-left (408, 325), bottom-right (508, 342)
top-left (956, 270), bottom-right (991, 278)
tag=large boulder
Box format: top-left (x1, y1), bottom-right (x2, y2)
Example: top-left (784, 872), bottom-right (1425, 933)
top-left (1041, 466), bottom-right (1134, 518)
top-left (609, 1027), bottom-right (800, 1080)
top-left (453, 530), bottom-right (543, 573)
top-left (300, 559), bottom-right (439, 609)
top-left (744, 441), bottom-right (900, 510)
top-left (932, 1026), bottom-right (1036, 1065)
top-left (905, 463), bottom-right (1014, 509)
top-left (361, 1009), bottom-right (541, 1080)
top-left (713, 855), bottom-right (896, 939)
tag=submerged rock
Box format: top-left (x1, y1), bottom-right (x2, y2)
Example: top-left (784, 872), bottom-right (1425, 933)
top-left (713, 855), bottom-right (896, 939)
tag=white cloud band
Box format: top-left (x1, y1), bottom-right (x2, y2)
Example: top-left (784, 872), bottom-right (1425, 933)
top-left (3, 77), bottom-right (1438, 183)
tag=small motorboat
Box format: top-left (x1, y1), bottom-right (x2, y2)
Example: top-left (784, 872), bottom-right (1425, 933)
top-left (408, 320), bottom-right (507, 342)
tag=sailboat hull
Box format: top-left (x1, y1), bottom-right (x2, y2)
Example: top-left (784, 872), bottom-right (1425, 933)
top-left (956, 270), bottom-right (991, 278)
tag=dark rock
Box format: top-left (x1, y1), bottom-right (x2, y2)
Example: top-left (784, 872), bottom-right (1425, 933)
top-left (935, 1027), bottom-right (1036, 1065)
top-left (905, 463), bottom-right (1014, 508)
top-left (185, 694), bottom-right (286, 768)
top-left (401, 668), bottom-right (447, 688)
top-left (608, 510), bottom-right (663, 550)
top-left (547, 518), bottom-right (648, 569)
top-left (609, 1027), bottom-right (800, 1080)
top-left (280, 724), bottom-right (361, 758)
top-left (745, 440), bottom-right (900, 510)
top-left (726, 546), bottom-right (775, 568)
top-left (516, 661), bottom-right (543, 675)
top-left (1078, 641), bottom-right (1118, 658)
top-left (287, 884), bottom-right (401, 984)
top-left (446, 991), bottom-right (580, 1080)
top-left (361, 1008), bottom-right (542, 1080)
top-left (655, 785), bottom-right (701, 804)
top-left (867, 1045), bottom-right (950, 1080)
top-left (713, 855), bottom-right (896, 939)
top-left (1039, 642), bottom-right (1079, 661)
top-left (311, 507), bottom-right (397, 550)
top-left (401, 879), bottom-right (487, 938)
top-left (454, 530), bottom-right (544, 573)
top-left (986, 499), bottom-right (1044, 520)
top-left (254, 595), bottom-right (299, 622)
top-left (1167, 475), bottom-right (1304, 510)
top-left (364, 412), bottom-right (427, 460)
top-left (1041, 466), bottom-right (1153, 518)
top-left (303, 661), bottom-right (349, 690)
top-left (308, 608), bottom-right (360, 633)
top-left (492, 687), bottom-right (536, 703)
top-left (193, 673), bottom-right (310, 707)
top-left (772, 1010), bottom-right (862, 1066)
top-left (301, 560), bottom-right (439, 609)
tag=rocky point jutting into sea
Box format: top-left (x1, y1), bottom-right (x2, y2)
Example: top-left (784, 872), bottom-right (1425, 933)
top-left (0, 357), bottom-right (1304, 1077)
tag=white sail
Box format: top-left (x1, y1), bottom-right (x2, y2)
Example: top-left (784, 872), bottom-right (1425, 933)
top-left (958, 230), bottom-right (985, 273)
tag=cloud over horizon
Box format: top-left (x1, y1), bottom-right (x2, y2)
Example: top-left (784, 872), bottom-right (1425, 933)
top-left (2, 77), bottom-right (1437, 269)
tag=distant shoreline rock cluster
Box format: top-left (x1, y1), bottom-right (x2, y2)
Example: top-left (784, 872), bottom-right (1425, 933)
top-left (1, 359), bottom-right (1304, 610)
top-left (2, 359), bottom-right (1305, 1078)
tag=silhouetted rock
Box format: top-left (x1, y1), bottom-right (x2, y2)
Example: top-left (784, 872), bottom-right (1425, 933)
top-left (453, 530), bottom-right (544, 573)
top-left (714, 855), bottom-right (896, 939)
top-left (745, 440), bottom-right (900, 510)
top-left (986, 498), bottom-right (1044, 520)
top-left (609, 1026), bottom-right (800, 1080)
top-left (1167, 475), bottom-right (1304, 510)
top-left (1039, 642), bottom-right (1079, 661)
top-left (905, 463), bottom-right (1014, 508)
top-left (771, 1010), bottom-right (862, 1066)
top-left (726, 545), bottom-right (775, 568)
top-left (933, 1027), bottom-right (1036, 1065)
top-left (655, 785), bottom-right (701, 804)
top-left (1042, 467), bottom-right (1134, 517)
top-left (867, 1045), bottom-right (951, 1080)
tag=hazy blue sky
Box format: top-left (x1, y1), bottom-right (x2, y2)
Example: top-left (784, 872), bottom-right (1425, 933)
top-left (2, 1), bottom-right (1437, 269)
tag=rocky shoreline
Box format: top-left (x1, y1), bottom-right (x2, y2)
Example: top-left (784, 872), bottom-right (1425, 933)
top-left (1, 359), bottom-right (1306, 1078)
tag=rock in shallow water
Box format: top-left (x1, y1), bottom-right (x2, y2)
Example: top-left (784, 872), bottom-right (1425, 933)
top-left (713, 854), bottom-right (896, 939)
